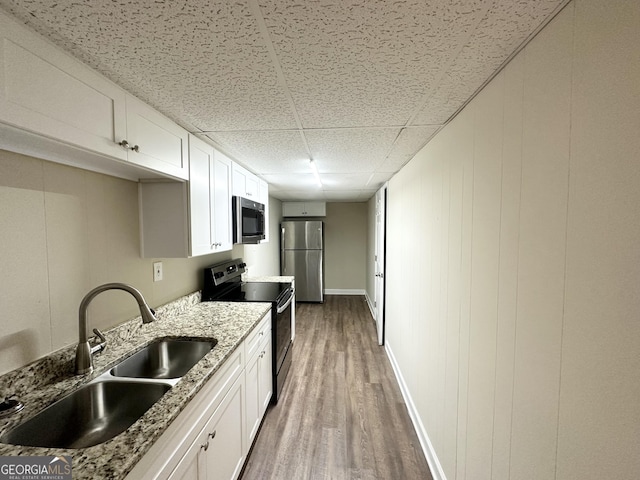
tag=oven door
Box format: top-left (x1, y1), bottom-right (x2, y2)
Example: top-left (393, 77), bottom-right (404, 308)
top-left (273, 288), bottom-right (293, 403)
top-left (275, 289), bottom-right (293, 372)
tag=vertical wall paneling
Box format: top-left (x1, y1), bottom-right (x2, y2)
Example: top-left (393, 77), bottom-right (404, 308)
top-left (379, 1), bottom-right (640, 478)
top-left (436, 141), bottom-right (450, 455)
top-left (510, 6), bottom-right (573, 479)
top-left (465, 72), bottom-right (504, 480)
top-left (557, 0), bottom-right (640, 478)
top-left (442, 120), bottom-right (464, 480)
top-left (491, 54), bottom-right (524, 480)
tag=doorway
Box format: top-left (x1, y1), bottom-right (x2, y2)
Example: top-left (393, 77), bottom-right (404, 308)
top-left (374, 184), bottom-right (387, 345)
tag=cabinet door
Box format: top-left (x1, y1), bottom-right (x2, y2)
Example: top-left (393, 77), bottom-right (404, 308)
top-left (258, 335), bottom-right (273, 416)
top-left (167, 440), bottom-right (203, 480)
top-left (232, 162), bottom-right (259, 199)
top-left (200, 376), bottom-right (246, 480)
top-left (245, 350), bottom-right (261, 446)
top-left (232, 163), bottom-right (248, 197)
top-left (304, 202), bottom-right (326, 216)
top-left (189, 136), bottom-right (215, 256)
top-left (0, 12), bottom-right (127, 161)
top-left (125, 94), bottom-right (189, 180)
top-left (282, 202), bottom-right (305, 217)
top-left (246, 333), bottom-right (272, 447)
top-left (213, 151), bottom-right (232, 251)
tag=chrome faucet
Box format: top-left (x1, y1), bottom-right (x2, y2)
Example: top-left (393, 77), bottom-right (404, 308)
top-left (75, 283), bottom-right (157, 374)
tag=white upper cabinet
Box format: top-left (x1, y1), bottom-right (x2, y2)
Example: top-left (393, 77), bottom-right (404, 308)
top-left (139, 135), bottom-right (231, 258)
top-left (212, 150), bottom-right (233, 252)
top-left (189, 137), bottom-right (216, 256)
top-left (0, 11), bottom-right (127, 162)
top-left (232, 161), bottom-right (270, 243)
top-left (0, 10), bottom-right (188, 181)
top-left (189, 136), bottom-right (232, 255)
top-left (232, 162), bottom-right (259, 199)
top-left (123, 95), bottom-right (189, 180)
top-left (282, 201), bottom-right (326, 217)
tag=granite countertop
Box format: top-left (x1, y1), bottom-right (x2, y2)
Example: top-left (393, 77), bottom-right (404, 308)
top-left (243, 274), bottom-right (294, 284)
top-left (0, 292), bottom-right (271, 479)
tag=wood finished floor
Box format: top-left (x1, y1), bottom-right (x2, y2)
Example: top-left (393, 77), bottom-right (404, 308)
top-left (241, 295), bottom-right (433, 480)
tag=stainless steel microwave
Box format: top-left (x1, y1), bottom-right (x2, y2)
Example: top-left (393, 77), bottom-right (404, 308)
top-left (232, 196), bottom-right (266, 244)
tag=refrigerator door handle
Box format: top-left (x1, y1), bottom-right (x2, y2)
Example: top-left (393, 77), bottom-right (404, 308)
top-left (281, 227), bottom-right (286, 274)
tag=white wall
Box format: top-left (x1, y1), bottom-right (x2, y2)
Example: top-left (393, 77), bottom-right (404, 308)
top-left (384, 1), bottom-right (640, 479)
top-left (0, 151), bottom-right (278, 375)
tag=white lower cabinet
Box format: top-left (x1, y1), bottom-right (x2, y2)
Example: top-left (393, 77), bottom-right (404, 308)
top-left (125, 311), bottom-right (272, 480)
top-left (245, 332), bottom-right (272, 446)
top-left (169, 375), bottom-right (246, 480)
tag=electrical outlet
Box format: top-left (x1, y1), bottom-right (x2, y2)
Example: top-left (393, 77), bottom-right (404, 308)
top-left (153, 262), bottom-right (163, 282)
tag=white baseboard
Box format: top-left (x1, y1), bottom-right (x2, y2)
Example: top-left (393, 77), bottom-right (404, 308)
top-left (323, 289), bottom-right (366, 296)
top-left (385, 342), bottom-right (447, 480)
top-left (364, 291), bottom-right (375, 319)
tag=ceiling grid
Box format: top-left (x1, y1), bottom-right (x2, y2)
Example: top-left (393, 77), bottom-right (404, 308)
top-left (0, 0), bottom-right (566, 201)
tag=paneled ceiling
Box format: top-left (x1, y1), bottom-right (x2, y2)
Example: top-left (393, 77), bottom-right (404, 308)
top-left (0, 0), bottom-right (567, 201)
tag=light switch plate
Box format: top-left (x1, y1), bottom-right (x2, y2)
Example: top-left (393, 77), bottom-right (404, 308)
top-left (153, 262), bottom-right (163, 282)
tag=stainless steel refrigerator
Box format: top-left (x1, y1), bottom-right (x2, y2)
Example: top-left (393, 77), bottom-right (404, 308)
top-left (280, 220), bottom-right (324, 302)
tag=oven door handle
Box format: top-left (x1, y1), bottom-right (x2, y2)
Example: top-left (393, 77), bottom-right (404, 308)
top-left (277, 291), bottom-right (294, 314)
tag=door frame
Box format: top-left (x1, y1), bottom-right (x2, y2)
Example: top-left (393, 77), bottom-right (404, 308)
top-left (374, 184), bottom-right (387, 345)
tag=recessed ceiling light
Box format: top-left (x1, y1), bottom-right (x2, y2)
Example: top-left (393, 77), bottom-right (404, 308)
top-left (309, 159), bottom-right (322, 187)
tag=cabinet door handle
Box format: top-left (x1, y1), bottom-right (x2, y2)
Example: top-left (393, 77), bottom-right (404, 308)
top-left (118, 140), bottom-right (140, 152)
top-left (201, 440), bottom-right (209, 451)
top-left (208, 431), bottom-right (216, 440)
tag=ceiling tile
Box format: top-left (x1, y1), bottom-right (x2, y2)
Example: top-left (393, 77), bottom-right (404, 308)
top-left (273, 190), bottom-right (326, 201)
top-left (316, 189), bottom-right (376, 202)
top-left (261, 173), bottom-right (320, 191)
top-left (207, 130), bottom-right (309, 173)
top-left (305, 128), bottom-right (400, 173)
top-left (319, 173), bottom-right (372, 191)
top-left (366, 172), bottom-right (394, 189)
top-left (258, 0), bottom-right (487, 128)
top-left (377, 125), bottom-right (442, 172)
top-left (413, 0), bottom-right (566, 124)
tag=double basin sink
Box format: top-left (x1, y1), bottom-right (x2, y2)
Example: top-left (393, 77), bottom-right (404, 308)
top-left (0, 337), bottom-right (217, 449)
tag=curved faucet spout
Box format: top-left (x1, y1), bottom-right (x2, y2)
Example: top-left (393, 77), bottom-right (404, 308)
top-left (75, 283), bottom-right (157, 374)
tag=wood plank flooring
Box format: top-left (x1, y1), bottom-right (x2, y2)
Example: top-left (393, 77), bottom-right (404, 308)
top-left (241, 295), bottom-right (433, 480)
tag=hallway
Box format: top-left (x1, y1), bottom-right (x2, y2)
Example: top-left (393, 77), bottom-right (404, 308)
top-left (241, 295), bottom-right (432, 480)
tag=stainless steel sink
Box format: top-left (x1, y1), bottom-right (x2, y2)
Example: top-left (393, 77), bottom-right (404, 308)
top-left (110, 338), bottom-right (217, 379)
top-left (0, 381), bottom-right (170, 448)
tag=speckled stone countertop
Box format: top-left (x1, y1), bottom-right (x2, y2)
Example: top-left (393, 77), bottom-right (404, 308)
top-left (0, 292), bottom-right (271, 479)
top-left (243, 274), bottom-right (294, 284)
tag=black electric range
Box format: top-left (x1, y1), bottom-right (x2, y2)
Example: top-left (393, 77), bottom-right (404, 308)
top-left (202, 258), bottom-right (294, 404)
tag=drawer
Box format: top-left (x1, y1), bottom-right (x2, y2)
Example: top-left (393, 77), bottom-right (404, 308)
top-left (244, 311), bottom-right (271, 361)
